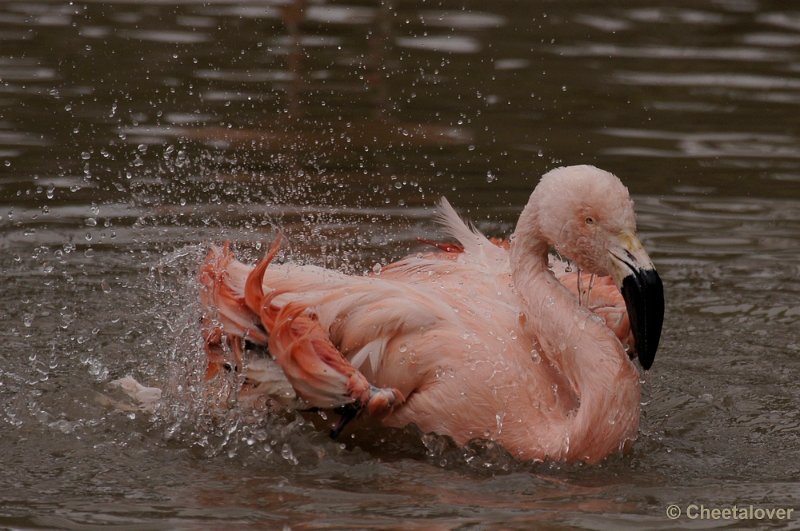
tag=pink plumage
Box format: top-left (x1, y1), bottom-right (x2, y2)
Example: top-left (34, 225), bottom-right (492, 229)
top-left (199, 165), bottom-right (664, 463)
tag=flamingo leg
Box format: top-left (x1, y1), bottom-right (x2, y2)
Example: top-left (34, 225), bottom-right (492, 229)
top-left (330, 404), bottom-right (360, 438)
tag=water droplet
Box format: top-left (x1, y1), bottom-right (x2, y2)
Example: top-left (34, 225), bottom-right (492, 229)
top-left (281, 443), bottom-right (298, 464)
top-left (495, 413), bottom-right (504, 433)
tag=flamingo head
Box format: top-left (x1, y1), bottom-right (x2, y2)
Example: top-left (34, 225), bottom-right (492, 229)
top-left (530, 165), bottom-right (664, 369)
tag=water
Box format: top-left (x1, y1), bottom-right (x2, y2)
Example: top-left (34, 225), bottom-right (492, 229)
top-left (2, 0), bottom-right (800, 528)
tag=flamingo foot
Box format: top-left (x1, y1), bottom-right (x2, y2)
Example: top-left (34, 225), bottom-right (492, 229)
top-left (365, 385), bottom-right (404, 416)
top-left (329, 384), bottom-right (404, 438)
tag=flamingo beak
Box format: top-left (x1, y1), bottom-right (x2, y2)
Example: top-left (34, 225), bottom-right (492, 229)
top-left (608, 232), bottom-right (664, 370)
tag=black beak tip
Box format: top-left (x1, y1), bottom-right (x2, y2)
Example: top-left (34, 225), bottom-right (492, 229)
top-left (639, 351), bottom-right (655, 371)
top-left (621, 269), bottom-right (664, 371)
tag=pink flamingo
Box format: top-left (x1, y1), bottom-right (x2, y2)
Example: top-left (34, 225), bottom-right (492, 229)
top-left (199, 165), bottom-right (664, 463)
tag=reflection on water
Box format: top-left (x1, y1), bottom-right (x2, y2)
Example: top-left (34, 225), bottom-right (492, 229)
top-left (1, 0), bottom-right (799, 528)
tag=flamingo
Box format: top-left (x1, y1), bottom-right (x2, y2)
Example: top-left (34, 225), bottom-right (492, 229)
top-left (197, 165), bottom-right (664, 463)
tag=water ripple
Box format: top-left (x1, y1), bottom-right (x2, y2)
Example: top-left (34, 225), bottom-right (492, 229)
top-left (396, 35), bottom-right (481, 54)
top-left (554, 44), bottom-right (794, 62)
top-left (602, 129), bottom-right (800, 160)
top-left (417, 10), bottom-right (506, 30)
top-left (116, 29), bottom-right (209, 44)
top-left (614, 71), bottom-right (800, 90)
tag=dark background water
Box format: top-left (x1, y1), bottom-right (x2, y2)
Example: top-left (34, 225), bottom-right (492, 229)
top-left (2, 0), bottom-right (799, 528)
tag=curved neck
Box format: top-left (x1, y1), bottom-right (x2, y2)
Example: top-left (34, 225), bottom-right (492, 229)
top-left (510, 205), bottom-right (640, 462)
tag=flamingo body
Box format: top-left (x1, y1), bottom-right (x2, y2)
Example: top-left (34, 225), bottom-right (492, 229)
top-left (199, 165), bottom-right (664, 463)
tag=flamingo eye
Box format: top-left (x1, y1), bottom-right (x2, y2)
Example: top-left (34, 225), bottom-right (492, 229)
top-left (585, 216), bottom-right (595, 225)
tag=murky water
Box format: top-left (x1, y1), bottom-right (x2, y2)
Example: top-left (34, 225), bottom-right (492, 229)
top-left (2, 0), bottom-right (799, 528)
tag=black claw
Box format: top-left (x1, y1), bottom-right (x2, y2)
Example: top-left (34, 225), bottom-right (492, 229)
top-left (329, 403), bottom-right (361, 439)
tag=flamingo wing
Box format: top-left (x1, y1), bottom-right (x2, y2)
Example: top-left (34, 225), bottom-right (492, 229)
top-left (201, 241), bottom-right (407, 417)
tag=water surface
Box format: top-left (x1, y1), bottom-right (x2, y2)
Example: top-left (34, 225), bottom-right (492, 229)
top-left (2, 0), bottom-right (800, 528)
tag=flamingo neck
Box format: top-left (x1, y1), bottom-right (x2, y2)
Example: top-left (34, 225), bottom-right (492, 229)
top-left (510, 206), bottom-right (640, 462)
